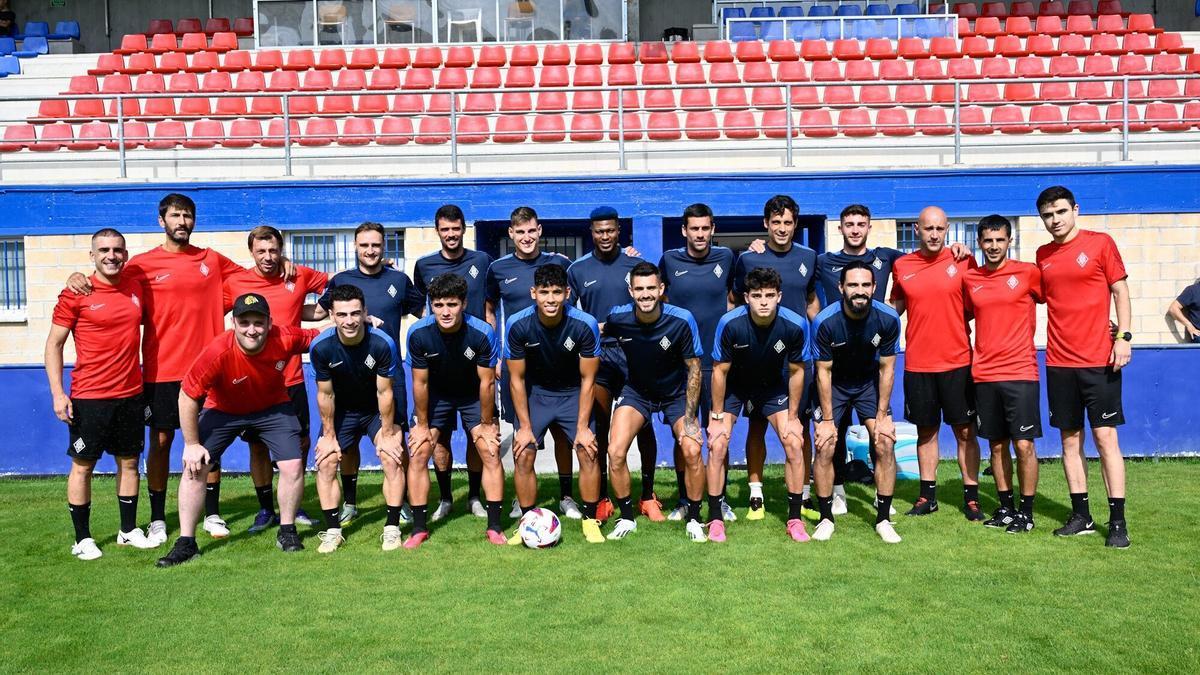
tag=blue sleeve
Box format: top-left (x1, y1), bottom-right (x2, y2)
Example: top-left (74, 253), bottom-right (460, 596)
top-left (407, 329), bottom-right (427, 369)
top-left (413, 259), bottom-right (429, 297)
top-left (317, 274), bottom-right (337, 310)
top-left (373, 329), bottom-right (399, 377)
top-left (681, 310), bottom-right (702, 360)
top-left (711, 311), bottom-right (734, 363)
top-left (504, 317), bottom-right (525, 360)
top-left (814, 320), bottom-right (835, 362)
top-left (879, 315), bottom-right (901, 357)
top-left (404, 278), bottom-right (425, 318)
top-left (477, 324), bottom-right (500, 367)
top-left (576, 313), bottom-right (600, 358)
top-left (732, 253), bottom-right (748, 295)
top-left (1180, 284), bottom-right (1200, 308)
top-left (309, 339), bottom-right (332, 381)
top-left (566, 263), bottom-right (582, 300)
top-left (485, 263), bottom-right (501, 303)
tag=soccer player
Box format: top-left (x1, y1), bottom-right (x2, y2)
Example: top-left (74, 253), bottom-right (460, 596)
top-left (812, 262), bottom-right (903, 544)
top-left (567, 207), bottom-right (660, 522)
top-left (1167, 279), bottom-right (1200, 344)
top-left (505, 265), bottom-right (604, 543)
top-left (602, 262), bottom-right (706, 542)
top-left (890, 206), bottom-right (984, 521)
top-left (707, 268), bottom-right (810, 543)
top-left (156, 293), bottom-right (319, 566)
top-left (309, 285), bottom-right (405, 553)
top-left (406, 273), bottom-right (503, 548)
top-left (317, 222), bottom-right (424, 527)
top-left (964, 215), bottom-right (1043, 534)
top-left (46, 228), bottom-right (157, 559)
top-left (1035, 186), bottom-right (1132, 548)
top-left (223, 226), bottom-right (328, 534)
top-left (658, 203), bottom-right (737, 522)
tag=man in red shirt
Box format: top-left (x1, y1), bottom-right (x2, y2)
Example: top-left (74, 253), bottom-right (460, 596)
top-left (890, 206), bottom-right (984, 521)
top-left (1035, 186), bottom-right (1131, 548)
top-left (963, 216), bottom-right (1043, 535)
top-left (46, 229), bottom-right (158, 559)
top-left (222, 226), bottom-right (328, 534)
top-left (156, 293), bottom-right (320, 566)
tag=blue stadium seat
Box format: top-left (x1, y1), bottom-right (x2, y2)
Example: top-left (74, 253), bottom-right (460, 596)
top-left (854, 19), bottom-right (883, 39)
top-left (749, 6), bottom-right (775, 17)
top-left (20, 21), bottom-right (50, 39)
top-left (899, 18), bottom-right (918, 37)
top-left (893, 3), bottom-right (920, 14)
top-left (866, 3), bottom-right (892, 15)
top-left (778, 6), bottom-right (805, 17)
top-left (721, 7), bottom-right (747, 21)
top-left (729, 21), bottom-right (758, 41)
top-left (808, 5), bottom-right (834, 16)
top-left (48, 21), bottom-right (81, 40)
top-left (836, 5), bottom-right (864, 16)
top-left (0, 55), bottom-right (20, 76)
top-left (13, 36), bottom-right (48, 58)
top-left (914, 18), bottom-right (941, 38)
top-left (0, 37), bottom-right (14, 55)
top-left (791, 20), bottom-right (822, 41)
top-left (877, 18), bottom-right (900, 38)
top-left (762, 20), bottom-right (786, 41)
top-left (821, 19), bottom-right (843, 40)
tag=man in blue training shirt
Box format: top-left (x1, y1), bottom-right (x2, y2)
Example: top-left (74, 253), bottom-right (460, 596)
top-left (309, 284), bottom-right (404, 553)
top-left (505, 265), bottom-right (605, 544)
top-left (406, 273), bottom-right (503, 548)
top-left (603, 262), bottom-right (707, 543)
top-left (811, 261), bottom-right (903, 544)
top-left (707, 268), bottom-right (811, 544)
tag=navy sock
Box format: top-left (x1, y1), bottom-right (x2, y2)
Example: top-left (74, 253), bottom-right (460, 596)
top-left (322, 507), bottom-right (340, 529)
top-left (687, 498), bottom-right (702, 523)
top-left (640, 468), bottom-right (656, 501)
top-left (118, 494), bottom-right (138, 533)
top-left (1019, 494), bottom-right (1035, 517)
top-left (615, 495), bottom-right (635, 521)
top-left (148, 488), bottom-right (167, 521)
top-left (435, 469), bottom-right (453, 502)
top-left (204, 481), bottom-right (221, 517)
top-left (341, 473), bottom-right (358, 505)
top-left (582, 500), bottom-right (598, 519)
top-left (411, 504), bottom-right (429, 533)
top-left (963, 483), bottom-right (979, 505)
top-left (69, 502), bottom-right (91, 543)
top-left (675, 470), bottom-right (687, 503)
top-left (1070, 492), bottom-right (1091, 517)
top-left (279, 523), bottom-right (297, 535)
top-left (818, 495), bottom-right (834, 522)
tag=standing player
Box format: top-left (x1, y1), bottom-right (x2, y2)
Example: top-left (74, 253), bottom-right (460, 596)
top-left (505, 265), bottom-right (604, 543)
top-left (707, 268), bottom-right (810, 543)
top-left (964, 216), bottom-right (1043, 533)
top-left (317, 222), bottom-right (424, 527)
top-left (1035, 186), bottom-right (1132, 548)
top-left (658, 203), bottom-right (737, 522)
top-left (890, 206), bottom-right (984, 521)
top-left (406, 274), bottom-right (503, 548)
top-left (156, 294), bottom-right (319, 566)
top-left (46, 228), bottom-right (157, 559)
top-left (602, 262), bottom-right (707, 542)
top-left (309, 285), bottom-right (405, 552)
top-left (812, 262), bottom-right (903, 543)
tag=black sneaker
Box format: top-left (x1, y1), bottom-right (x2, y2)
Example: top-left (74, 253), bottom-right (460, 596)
top-left (983, 506), bottom-right (1014, 529)
top-left (155, 538), bottom-right (201, 568)
top-left (1005, 512), bottom-right (1035, 534)
top-left (963, 500), bottom-right (985, 522)
top-left (1053, 512), bottom-right (1096, 537)
top-left (905, 497), bottom-right (939, 516)
top-left (277, 528), bottom-right (304, 552)
top-left (1105, 520), bottom-right (1130, 548)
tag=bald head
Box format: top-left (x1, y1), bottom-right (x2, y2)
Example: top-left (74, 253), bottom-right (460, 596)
top-left (914, 206), bottom-right (949, 255)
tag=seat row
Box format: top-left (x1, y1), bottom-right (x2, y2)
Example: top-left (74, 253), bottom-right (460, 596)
top-left (143, 17), bottom-right (254, 37)
top-left (961, 12), bottom-right (1155, 37)
top-left (9, 20), bottom-right (80, 41)
top-left (114, 32), bottom-right (240, 55)
top-left (0, 36), bottom-right (49, 59)
top-left (947, 0), bottom-right (1126, 19)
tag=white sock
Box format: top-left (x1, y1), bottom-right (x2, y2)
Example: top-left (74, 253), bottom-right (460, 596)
top-left (833, 484), bottom-right (847, 498)
top-left (801, 485), bottom-right (811, 500)
top-left (749, 482), bottom-right (764, 500)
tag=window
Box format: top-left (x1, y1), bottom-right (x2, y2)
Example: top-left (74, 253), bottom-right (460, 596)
top-left (896, 217), bottom-right (1019, 261)
top-left (287, 229), bottom-right (405, 275)
top-left (0, 238), bottom-right (26, 319)
top-left (497, 235), bottom-right (584, 260)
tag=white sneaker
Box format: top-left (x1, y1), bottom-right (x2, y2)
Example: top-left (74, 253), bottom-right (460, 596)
top-left (720, 498), bottom-right (738, 522)
top-left (146, 520), bottom-right (168, 547)
top-left (431, 500), bottom-right (453, 522)
top-left (559, 496), bottom-right (583, 520)
top-left (317, 528), bottom-right (345, 553)
top-left (399, 504), bottom-right (413, 525)
top-left (338, 503), bottom-right (358, 525)
top-left (469, 498), bottom-right (487, 518)
top-left (202, 514), bottom-right (230, 538)
top-left (71, 538), bottom-right (102, 561)
top-left (606, 518), bottom-right (638, 540)
top-left (509, 499), bottom-right (523, 518)
top-left (875, 520), bottom-right (902, 544)
top-left (666, 504), bottom-right (687, 521)
top-left (685, 520), bottom-right (707, 542)
top-left (813, 518), bottom-right (836, 541)
top-left (380, 525), bottom-right (402, 551)
top-left (831, 493), bottom-right (849, 516)
top-left (117, 528), bottom-right (157, 549)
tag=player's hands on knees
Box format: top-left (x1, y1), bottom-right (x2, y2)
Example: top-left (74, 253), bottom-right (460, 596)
top-left (53, 393), bottom-right (73, 423)
top-left (573, 426), bottom-right (597, 459)
top-left (475, 423), bottom-right (501, 458)
top-left (408, 424), bottom-right (432, 454)
top-left (784, 417), bottom-right (806, 443)
top-left (706, 418), bottom-right (728, 445)
top-left (315, 436), bottom-right (342, 467)
top-left (815, 420), bottom-right (837, 451)
top-left (513, 427), bottom-right (537, 462)
top-left (682, 416), bottom-right (703, 445)
top-left (182, 443), bottom-right (210, 478)
top-left (1110, 339), bottom-right (1132, 371)
top-left (66, 272), bottom-right (92, 296)
top-left (377, 432), bottom-right (405, 464)
top-left (874, 414), bottom-right (897, 444)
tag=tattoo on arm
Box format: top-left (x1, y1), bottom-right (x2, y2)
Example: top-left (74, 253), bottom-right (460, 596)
top-left (685, 358), bottom-right (701, 419)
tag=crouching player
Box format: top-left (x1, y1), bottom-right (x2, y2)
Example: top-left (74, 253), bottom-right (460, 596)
top-left (505, 265), bottom-right (604, 543)
top-left (812, 262), bottom-right (903, 544)
top-left (309, 285), bottom-right (406, 553)
top-left (707, 268), bottom-right (811, 543)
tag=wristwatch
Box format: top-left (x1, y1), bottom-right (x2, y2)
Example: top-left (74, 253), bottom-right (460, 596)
top-left (1118, 332), bottom-right (1133, 342)
top-left (710, 412), bottom-right (725, 421)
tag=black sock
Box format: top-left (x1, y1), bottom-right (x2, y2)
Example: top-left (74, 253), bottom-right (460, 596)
top-left (521, 503), bottom-right (536, 515)
top-left (468, 470), bottom-right (482, 501)
top-left (205, 481), bottom-right (221, 517)
top-left (148, 488), bottom-right (166, 521)
top-left (615, 495), bottom-right (635, 521)
top-left (963, 483), bottom-right (979, 505)
top-left (412, 504), bottom-right (429, 533)
top-left (919, 480), bottom-right (937, 502)
top-left (876, 494), bottom-right (893, 525)
top-left (1019, 494), bottom-right (1035, 517)
top-left (279, 523), bottom-right (297, 535)
top-left (818, 495), bottom-right (834, 522)
top-left (322, 507), bottom-right (340, 529)
top-left (558, 474), bottom-right (573, 500)
top-left (485, 500), bottom-right (502, 532)
top-left (386, 504), bottom-right (403, 527)
top-left (722, 469), bottom-right (729, 500)
top-left (675, 470), bottom-right (687, 503)
top-left (118, 494), bottom-right (138, 533)
top-left (583, 500), bottom-right (598, 519)
top-left (341, 473), bottom-right (359, 505)
top-left (787, 492), bottom-right (803, 520)
top-left (255, 484), bottom-right (275, 513)
top-left (997, 489), bottom-right (1015, 511)
top-left (708, 495), bottom-right (723, 522)
top-left (1108, 497), bottom-right (1125, 522)
top-left (1069, 492), bottom-right (1091, 517)
top-left (597, 448), bottom-right (609, 498)
top-left (687, 498), bottom-right (702, 523)
top-left (435, 469), bottom-right (453, 502)
top-left (640, 467), bottom-right (655, 501)
top-left (69, 502), bottom-right (91, 543)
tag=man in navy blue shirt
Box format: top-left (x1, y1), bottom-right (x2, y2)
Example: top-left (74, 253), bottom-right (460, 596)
top-left (603, 262), bottom-right (707, 542)
top-left (811, 261), bottom-right (903, 544)
top-left (658, 202), bottom-right (736, 522)
top-left (406, 273), bottom-right (503, 548)
top-left (707, 268), bottom-right (811, 543)
top-left (316, 222), bottom-right (425, 527)
top-left (308, 284), bottom-right (404, 553)
top-left (505, 265), bottom-right (605, 544)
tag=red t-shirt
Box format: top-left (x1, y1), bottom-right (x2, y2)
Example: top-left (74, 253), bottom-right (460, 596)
top-left (890, 248), bottom-right (976, 373)
top-left (51, 274), bottom-right (144, 400)
top-left (181, 325), bottom-right (319, 415)
top-left (222, 265), bottom-right (327, 386)
top-left (125, 245), bottom-right (246, 383)
top-left (1036, 230), bottom-right (1127, 368)
top-left (963, 261), bottom-right (1043, 382)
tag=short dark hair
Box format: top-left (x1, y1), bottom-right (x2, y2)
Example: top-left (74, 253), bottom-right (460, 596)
top-left (329, 283), bottom-right (365, 308)
top-left (158, 193), bottom-right (195, 218)
top-left (840, 260), bottom-right (875, 284)
top-left (977, 214), bottom-right (1012, 238)
top-left (1036, 185), bottom-right (1076, 211)
top-left (247, 225), bottom-right (283, 250)
top-left (510, 206), bottom-right (538, 227)
top-left (629, 261), bottom-right (661, 283)
top-left (744, 267), bottom-right (782, 292)
top-left (682, 203), bottom-right (713, 222)
top-left (91, 227), bottom-right (124, 243)
top-left (763, 195), bottom-right (799, 221)
top-left (589, 206), bottom-right (619, 223)
top-left (435, 204), bottom-right (465, 225)
top-left (840, 204), bottom-right (871, 221)
top-left (354, 221), bottom-right (385, 239)
top-left (428, 273), bottom-right (468, 301)
top-left (533, 263), bottom-right (568, 289)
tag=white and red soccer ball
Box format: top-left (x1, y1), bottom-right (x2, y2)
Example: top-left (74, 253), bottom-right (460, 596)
top-left (518, 508), bottom-right (562, 548)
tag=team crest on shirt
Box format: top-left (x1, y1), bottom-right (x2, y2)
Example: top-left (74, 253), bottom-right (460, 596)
top-left (871, 333), bottom-right (881, 347)
top-left (774, 339), bottom-right (785, 354)
top-left (73, 438), bottom-right (85, 453)
top-left (285, 281), bottom-right (296, 293)
top-left (275, 360), bottom-right (285, 371)
top-left (563, 336), bottom-right (575, 351)
top-left (468, 265), bottom-right (479, 279)
top-left (799, 263), bottom-right (808, 277)
top-left (387, 284), bottom-right (398, 298)
top-left (659, 336), bottom-right (671, 350)
top-left (1007, 275), bottom-right (1018, 290)
top-left (365, 354), bottom-right (376, 369)
top-left (1076, 252), bottom-right (1089, 268)
top-left (714, 264), bottom-right (723, 278)
top-left (464, 346), bottom-right (476, 360)
top-left (624, 272), bottom-right (631, 285)
top-left (872, 258), bottom-right (883, 270)
top-left (199, 262), bottom-right (210, 277)
top-left (946, 264), bottom-right (957, 277)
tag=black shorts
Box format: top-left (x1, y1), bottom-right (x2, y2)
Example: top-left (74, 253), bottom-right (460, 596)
top-left (498, 362), bottom-right (514, 424)
top-left (903, 365), bottom-right (975, 428)
top-left (595, 341), bottom-right (627, 396)
top-left (333, 410), bottom-right (385, 451)
top-left (243, 382), bottom-right (311, 443)
top-left (68, 395), bottom-right (145, 461)
top-left (975, 380), bottom-right (1043, 441)
top-left (199, 403), bottom-right (302, 464)
top-left (392, 367), bottom-right (409, 431)
top-left (1046, 366), bottom-right (1124, 430)
top-left (815, 380), bottom-right (879, 425)
top-left (143, 380), bottom-right (182, 430)
top-left (417, 395), bottom-right (483, 436)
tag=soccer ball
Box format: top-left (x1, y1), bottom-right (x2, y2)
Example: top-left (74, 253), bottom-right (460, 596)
top-left (518, 508), bottom-right (562, 549)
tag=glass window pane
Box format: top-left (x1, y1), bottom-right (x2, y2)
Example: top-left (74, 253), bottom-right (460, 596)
top-left (315, 0), bottom-right (376, 45)
top-left (566, 0), bottom-right (622, 40)
top-left (0, 239), bottom-right (27, 310)
top-left (258, 0), bottom-right (315, 46)
top-left (378, 0), bottom-right (435, 43)
top-left (438, 0), bottom-right (498, 42)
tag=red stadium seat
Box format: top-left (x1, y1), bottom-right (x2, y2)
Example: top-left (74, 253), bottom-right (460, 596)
top-left (403, 68), bottom-right (434, 89)
top-left (1146, 78), bottom-right (1180, 101)
top-left (1155, 33), bottom-right (1192, 56)
top-left (877, 107), bottom-right (914, 136)
top-left (644, 89), bottom-right (675, 110)
top-left (684, 110), bottom-right (720, 140)
top-left (776, 60), bottom-right (808, 82)
top-left (896, 84), bottom-right (928, 104)
top-left (1039, 1), bottom-right (1067, 17)
top-left (368, 68), bottom-right (400, 90)
top-left (446, 45), bottom-right (475, 68)
top-left (1122, 32), bottom-right (1157, 56)
top-left (1040, 80), bottom-right (1074, 100)
top-left (492, 115), bottom-right (528, 143)
top-left (478, 45), bottom-right (506, 67)
top-left (1151, 53), bottom-right (1184, 75)
top-left (135, 72), bottom-right (166, 93)
top-left (537, 65), bottom-right (568, 88)
top-left (500, 91), bottom-right (533, 112)
top-left (213, 94), bottom-right (248, 116)
top-left (201, 71), bottom-right (232, 92)
top-left (223, 118), bottom-right (262, 147)
top-left (1095, 14), bottom-right (1126, 36)
top-left (89, 54), bottom-right (124, 76)
top-left (572, 64), bottom-right (602, 87)
top-left (1074, 79), bottom-right (1110, 102)
top-left (912, 59), bottom-right (946, 80)
top-left (470, 66), bottom-right (501, 88)
top-left (153, 52), bottom-right (189, 74)
top-left (251, 50), bottom-right (282, 72)
top-left (1096, 0), bottom-right (1124, 15)
top-left (1057, 34), bottom-right (1090, 57)
top-left (414, 46), bottom-right (443, 68)
top-left (715, 87), bottom-right (749, 109)
top-left (120, 53), bottom-right (156, 75)
top-left (335, 69), bottom-right (366, 91)
top-left (1182, 101), bottom-right (1200, 129)
top-left (789, 85), bottom-right (819, 106)
top-left (569, 113), bottom-right (604, 141)
top-left (812, 61), bottom-right (842, 82)
top-left (675, 62), bottom-right (706, 85)
top-left (66, 75), bottom-right (99, 95)
top-left (758, 110), bottom-right (794, 138)
top-left (572, 90), bottom-right (605, 111)
top-left (265, 70), bottom-right (298, 92)
top-left (823, 85), bottom-right (855, 105)
top-left (865, 38), bottom-right (897, 60)
top-left (604, 112), bottom-right (640, 140)
top-left (1005, 81), bottom-right (1037, 102)
top-left (505, 65), bottom-right (535, 88)
top-left (929, 37), bottom-right (960, 59)
top-left (249, 94), bottom-right (282, 116)
top-left (1126, 14), bottom-right (1160, 35)
top-left (708, 62), bottom-right (740, 83)
top-left (286, 95), bottom-right (318, 116)
top-left (1005, 16), bottom-right (1034, 37)
top-left (1065, 15), bottom-right (1096, 36)
top-left (1068, 103), bottom-right (1113, 132)
top-left (1026, 34), bottom-right (1059, 57)
top-left (967, 82), bottom-right (1001, 103)
top-left (606, 63), bottom-right (637, 86)
top-left (743, 62), bottom-right (775, 83)
top-left (300, 69), bottom-right (332, 91)
top-left (647, 111), bottom-right (681, 140)
top-left (992, 35), bottom-right (1029, 58)
top-left (955, 3), bottom-right (979, 19)
top-left (321, 95), bottom-right (353, 114)
top-left (1145, 102), bottom-right (1186, 131)
top-left (148, 33), bottom-right (178, 55)
top-left (380, 47), bottom-right (411, 69)
top-left (0, 123), bottom-right (36, 152)
top-left (801, 40), bottom-right (832, 61)
top-left (958, 105), bottom-right (992, 134)
top-left (426, 93), bottom-right (458, 114)
top-left (376, 117), bottom-right (413, 145)
top-left (102, 73), bottom-right (133, 94)
top-left (878, 60), bottom-right (911, 80)
top-left (316, 49), bottom-right (347, 70)
top-left (34, 99), bottom-right (68, 121)
top-left (1083, 54), bottom-right (1116, 76)
top-left (1068, 0), bottom-right (1096, 16)
top-left (177, 18), bottom-right (202, 34)
top-left (798, 109), bottom-right (834, 138)
top-left (833, 39), bottom-right (864, 61)
top-left (980, 56), bottom-right (1013, 78)
top-left (299, 118), bottom-right (337, 146)
top-left (283, 50), bottom-right (315, 71)
top-left (436, 67), bottom-right (468, 89)
top-left (209, 32), bottom-right (237, 52)
top-left (897, 38), bottom-right (928, 60)
top-left (205, 18), bottom-right (231, 35)
top-left (962, 37), bottom-right (994, 59)
top-left (146, 19), bottom-right (174, 36)
top-left (768, 39), bottom-right (798, 62)
top-left (339, 117), bottom-right (378, 146)
top-left (981, 2), bottom-right (1009, 18)
top-left (915, 106), bottom-right (953, 134)
top-left (610, 89), bottom-right (641, 111)
top-left (187, 51), bottom-right (221, 74)
top-left (262, 118), bottom-right (301, 147)
top-left (531, 114), bottom-right (566, 142)
top-left (356, 94), bottom-right (389, 114)
top-left (721, 110), bottom-right (758, 139)
top-left (839, 107), bottom-right (875, 136)
top-left (1015, 56), bottom-right (1048, 77)
top-left (166, 71), bottom-right (198, 93)
top-left (115, 33), bottom-right (148, 55)
top-left (973, 16), bottom-right (1002, 38)
top-left (535, 91), bottom-right (568, 112)
top-left (845, 61), bottom-right (877, 81)
top-left (671, 41), bottom-right (701, 64)
top-left (607, 43), bottom-right (637, 65)
top-left (734, 41), bottom-right (766, 63)
top-left (1036, 15), bottom-right (1065, 36)
top-left (178, 96), bottom-right (211, 117)
top-left (391, 93), bottom-right (424, 114)
top-left (946, 58), bottom-right (981, 79)
top-left (179, 32), bottom-right (208, 53)
top-left (1105, 102), bottom-right (1149, 131)
top-left (69, 121), bottom-right (114, 150)
top-left (574, 43), bottom-right (602, 65)
top-left (749, 86), bottom-right (782, 109)
top-left (640, 41), bottom-right (669, 64)
top-left (1117, 54), bottom-right (1148, 74)
top-left (184, 119), bottom-right (223, 148)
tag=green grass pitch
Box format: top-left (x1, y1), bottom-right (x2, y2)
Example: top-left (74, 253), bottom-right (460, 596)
top-left (3, 460), bottom-right (1198, 672)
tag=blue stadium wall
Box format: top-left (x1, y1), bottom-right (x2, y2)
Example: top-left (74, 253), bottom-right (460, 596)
top-left (3, 164), bottom-right (1198, 473)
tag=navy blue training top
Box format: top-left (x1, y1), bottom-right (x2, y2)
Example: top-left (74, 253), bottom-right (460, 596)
top-left (733, 244), bottom-right (819, 317)
top-left (406, 315), bottom-right (498, 400)
top-left (504, 305), bottom-right (601, 395)
top-left (310, 326), bottom-right (399, 413)
top-left (318, 267), bottom-right (425, 357)
top-left (603, 303), bottom-right (702, 401)
top-left (811, 300), bottom-right (902, 385)
top-left (712, 305), bottom-right (810, 395)
top-left (413, 248), bottom-right (494, 320)
top-left (567, 250), bottom-right (642, 339)
top-left (658, 246), bottom-right (736, 369)
top-left (815, 247), bottom-right (903, 308)
top-left (485, 251), bottom-right (571, 327)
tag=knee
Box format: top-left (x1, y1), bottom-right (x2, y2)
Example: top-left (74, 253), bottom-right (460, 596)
top-left (70, 459), bottom-right (96, 478)
top-left (277, 459), bottom-right (303, 479)
top-left (681, 443), bottom-right (702, 467)
top-left (515, 452), bottom-right (536, 473)
top-left (1014, 440), bottom-right (1036, 460)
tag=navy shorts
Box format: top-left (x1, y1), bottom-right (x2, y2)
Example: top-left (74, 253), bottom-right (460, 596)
top-left (1046, 366), bottom-right (1123, 431)
top-left (517, 390), bottom-right (594, 439)
top-left (242, 382), bottom-right (311, 443)
top-left (724, 383), bottom-right (790, 420)
top-left (814, 380), bottom-right (879, 425)
top-left (595, 341), bottom-right (627, 395)
top-left (392, 364), bottom-right (409, 431)
top-left (417, 395), bottom-right (483, 436)
top-left (698, 368), bottom-right (713, 421)
top-left (976, 380), bottom-right (1042, 441)
top-left (615, 386), bottom-right (689, 428)
top-left (498, 362), bottom-right (514, 424)
top-left (333, 409), bottom-right (385, 451)
top-left (68, 395), bottom-right (145, 460)
top-left (199, 403), bottom-right (302, 464)
top-left (903, 365), bottom-right (975, 428)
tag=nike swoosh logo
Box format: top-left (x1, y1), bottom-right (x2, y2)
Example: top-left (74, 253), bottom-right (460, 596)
top-left (504, 277), bottom-right (518, 284)
top-left (674, 270), bottom-right (688, 276)
top-left (87, 304), bottom-right (106, 310)
top-left (618, 337), bottom-right (632, 342)
top-left (1101, 412), bottom-right (1117, 419)
top-left (830, 266), bottom-right (843, 273)
top-left (903, 273), bottom-right (917, 280)
top-left (329, 361), bottom-right (344, 367)
top-left (733, 344), bottom-right (749, 348)
top-left (584, 280), bottom-right (598, 287)
top-left (832, 341), bottom-right (847, 347)
top-left (972, 285), bottom-right (984, 293)
top-left (526, 342), bottom-right (540, 347)
top-left (776, 398), bottom-right (787, 405)
top-left (119, 499), bottom-right (134, 504)
top-left (232, 376), bottom-right (248, 384)
top-left (1020, 425), bottom-right (1034, 432)
top-left (425, 353), bottom-right (440, 357)
top-left (154, 274), bottom-right (171, 282)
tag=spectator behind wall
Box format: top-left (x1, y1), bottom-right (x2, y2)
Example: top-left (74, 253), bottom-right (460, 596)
top-left (0, 0), bottom-right (16, 38)
top-left (1167, 279), bottom-right (1200, 344)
